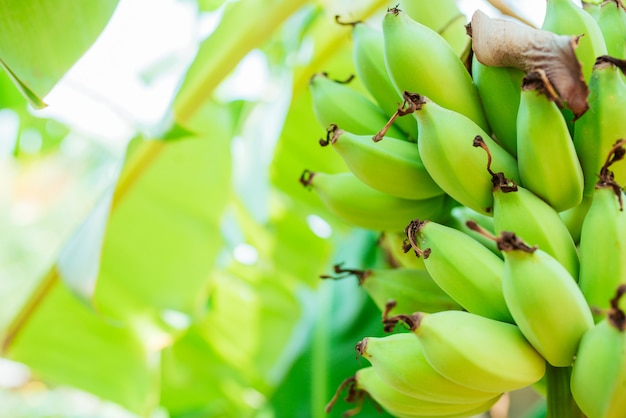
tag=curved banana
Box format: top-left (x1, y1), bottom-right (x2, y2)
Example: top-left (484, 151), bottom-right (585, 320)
top-left (320, 124), bottom-right (443, 199)
top-left (321, 264), bottom-right (462, 316)
top-left (382, 7), bottom-right (489, 132)
top-left (308, 72), bottom-right (406, 138)
top-left (596, 0), bottom-right (626, 59)
top-left (516, 71), bottom-right (584, 212)
top-left (299, 170), bottom-right (450, 231)
top-left (399, 0), bottom-right (469, 56)
top-left (471, 57), bottom-right (524, 157)
top-left (354, 366), bottom-right (500, 417)
top-left (573, 56), bottom-right (626, 197)
top-left (383, 310), bottom-right (546, 393)
top-left (542, 0), bottom-right (608, 82)
top-left (473, 136), bottom-right (580, 279)
top-left (357, 333), bottom-right (501, 404)
top-left (495, 231), bottom-right (594, 367)
top-left (571, 285), bottom-right (626, 418)
top-left (578, 142), bottom-right (626, 320)
top-left (404, 219), bottom-right (513, 323)
top-left (348, 21), bottom-right (419, 140)
top-left (493, 182), bottom-right (580, 280)
top-left (382, 92), bottom-right (519, 215)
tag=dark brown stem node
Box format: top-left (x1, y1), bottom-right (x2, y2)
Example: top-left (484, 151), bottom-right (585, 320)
top-left (403, 219), bottom-right (431, 259)
top-left (597, 138), bottom-right (626, 210)
top-left (466, 220), bottom-right (536, 253)
top-left (319, 124), bottom-right (343, 147)
top-left (299, 169), bottom-right (315, 188)
top-left (319, 263), bottom-right (371, 285)
top-left (473, 135), bottom-right (518, 192)
top-left (387, 4), bottom-right (401, 15)
top-left (382, 300), bottom-right (423, 333)
top-left (373, 91), bottom-right (424, 142)
top-left (608, 284), bottom-right (626, 331)
top-left (334, 15), bottom-right (363, 27)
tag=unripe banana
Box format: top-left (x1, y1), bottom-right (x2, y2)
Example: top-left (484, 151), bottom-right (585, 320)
top-left (382, 7), bottom-right (489, 132)
top-left (382, 310), bottom-right (546, 393)
top-left (330, 366), bottom-right (500, 418)
top-left (516, 72), bottom-right (584, 212)
top-left (308, 72), bottom-right (406, 138)
top-left (542, 0), bottom-right (608, 82)
top-left (404, 219), bottom-right (513, 323)
top-left (473, 136), bottom-right (579, 279)
top-left (299, 170), bottom-right (450, 231)
top-left (357, 333), bottom-right (500, 404)
top-left (571, 285), bottom-right (626, 418)
top-left (320, 124), bottom-right (443, 199)
top-left (346, 21), bottom-right (419, 141)
top-left (559, 195), bottom-right (593, 245)
top-left (596, 0), bottom-right (626, 59)
top-left (583, 0), bottom-right (602, 20)
top-left (380, 92), bottom-right (519, 215)
top-left (573, 56), bottom-right (626, 197)
top-left (470, 226), bottom-right (594, 367)
top-left (321, 264), bottom-right (462, 316)
top-left (471, 57), bottom-right (524, 157)
top-left (446, 205), bottom-right (501, 257)
top-left (399, 0), bottom-right (469, 56)
top-left (578, 141), bottom-right (626, 320)
top-left (493, 183), bottom-right (580, 280)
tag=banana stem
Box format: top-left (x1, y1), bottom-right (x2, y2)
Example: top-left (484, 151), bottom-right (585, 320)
top-left (545, 364), bottom-right (584, 418)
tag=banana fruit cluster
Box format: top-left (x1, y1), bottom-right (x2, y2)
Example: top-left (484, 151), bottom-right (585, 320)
top-left (302, 1), bottom-right (626, 417)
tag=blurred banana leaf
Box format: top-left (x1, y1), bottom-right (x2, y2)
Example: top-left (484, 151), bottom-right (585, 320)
top-left (0, 0), bottom-right (120, 108)
top-left (0, 0), bottom-right (401, 416)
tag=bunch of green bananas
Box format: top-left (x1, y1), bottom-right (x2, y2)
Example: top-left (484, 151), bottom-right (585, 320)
top-left (301, 1), bottom-right (626, 417)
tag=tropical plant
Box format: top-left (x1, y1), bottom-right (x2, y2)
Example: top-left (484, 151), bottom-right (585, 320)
top-left (2, 1), bottom-right (625, 418)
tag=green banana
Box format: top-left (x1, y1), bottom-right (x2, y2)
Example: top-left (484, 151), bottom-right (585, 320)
top-left (404, 219), bottom-right (513, 323)
top-left (596, 0), bottom-right (626, 59)
top-left (516, 72), bottom-right (584, 212)
top-left (558, 195), bottom-right (593, 244)
top-left (321, 264), bottom-right (462, 316)
top-left (347, 21), bottom-right (419, 140)
top-left (582, 0), bottom-right (603, 20)
top-left (573, 56), bottom-right (626, 197)
top-left (329, 366), bottom-right (500, 418)
top-left (493, 182), bottom-right (580, 280)
top-left (542, 0), bottom-right (608, 82)
top-left (299, 170), bottom-right (450, 231)
top-left (473, 136), bottom-right (579, 279)
top-left (497, 233), bottom-right (594, 367)
top-left (578, 140), bottom-right (626, 320)
top-left (308, 72), bottom-right (406, 139)
top-left (382, 310), bottom-right (546, 393)
top-left (446, 205), bottom-right (501, 257)
top-left (319, 124), bottom-right (443, 199)
top-left (571, 285), bottom-right (626, 418)
top-left (399, 0), bottom-right (469, 56)
top-left (379, 92), bottom-right (519, 215)
top-left (382, 7), bottom-right (489, 132)
top-left (471, 57), bottom-right (524, 157)
top-left (357, 333), bottom-right (501, 404)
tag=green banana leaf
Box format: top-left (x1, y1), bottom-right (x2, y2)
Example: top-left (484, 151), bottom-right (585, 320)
top-left (0, 0), bottom-right (119, 108)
